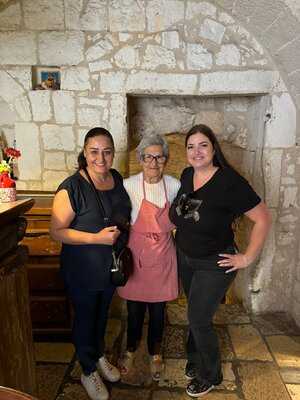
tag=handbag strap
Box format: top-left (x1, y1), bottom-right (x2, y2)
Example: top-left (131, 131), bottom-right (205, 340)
top-left (83, 168), bottom-right (122, 259)
top-left (83, 167), bottom-right (110, 226)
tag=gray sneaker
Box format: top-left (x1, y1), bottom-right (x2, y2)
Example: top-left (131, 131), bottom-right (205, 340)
top-left (81, 371), bottom-right (109, 400)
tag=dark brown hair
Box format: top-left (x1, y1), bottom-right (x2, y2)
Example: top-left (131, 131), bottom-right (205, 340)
top-left (185, 124), bottom-right (231, 169)
top-left (77, 127), bottom-right (114, 170)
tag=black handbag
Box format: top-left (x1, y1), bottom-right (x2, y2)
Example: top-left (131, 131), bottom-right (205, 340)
top-left (111, 246), bottom-right (133, 286)
top-left (83, 168), bottom-right (133, 287)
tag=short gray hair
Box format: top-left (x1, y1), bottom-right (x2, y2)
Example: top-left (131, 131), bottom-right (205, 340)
top-left (136, 134), bottom-right (169, 160)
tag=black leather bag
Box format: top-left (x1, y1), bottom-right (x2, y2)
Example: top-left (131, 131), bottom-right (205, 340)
top-left (83, 168), bottom-right (133, 287)
top-left (111, 246), bottom-right (133, 286)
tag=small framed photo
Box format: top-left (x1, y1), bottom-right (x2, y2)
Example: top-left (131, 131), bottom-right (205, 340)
top-left (34, 66), bottom-right (61, 90)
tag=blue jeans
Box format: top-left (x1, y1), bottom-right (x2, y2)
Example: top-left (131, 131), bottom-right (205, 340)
top-left (68, 285), bottom-right (115, 375)
top-left (177, 246), bottom-right (237, 384)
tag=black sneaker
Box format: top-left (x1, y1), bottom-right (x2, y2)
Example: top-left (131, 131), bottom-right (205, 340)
top-left (185, 362), bottom-right (196, 380)
top-left (186, 378), bottom-right (215, 397)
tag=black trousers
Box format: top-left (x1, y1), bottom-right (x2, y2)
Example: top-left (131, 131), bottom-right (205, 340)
top-left (177, 246), bottom-right (237, 384)
top-left (69, 285), bottom-right (115, 375)
top-left (126, 300), bottom-right (166, 355)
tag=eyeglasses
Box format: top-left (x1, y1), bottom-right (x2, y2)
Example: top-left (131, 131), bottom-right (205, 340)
top-left (141, 154), bottom-right (167, 164)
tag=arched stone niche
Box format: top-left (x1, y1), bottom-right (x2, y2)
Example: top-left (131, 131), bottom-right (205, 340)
top-left (0, 0), bottom-right (299, 325)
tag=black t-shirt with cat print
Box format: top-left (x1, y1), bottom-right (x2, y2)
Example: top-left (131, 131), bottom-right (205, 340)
top-left (169, 167), bottom-right (261, 258)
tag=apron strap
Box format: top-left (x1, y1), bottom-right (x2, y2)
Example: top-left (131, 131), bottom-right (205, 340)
top-left (162, 177), bottom-right (168, 202)
top-left (142, 176), bottom-right (168, 202)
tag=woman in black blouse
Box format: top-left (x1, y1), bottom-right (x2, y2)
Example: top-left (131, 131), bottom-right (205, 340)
top-left (170, 124), bottom-right (271, 398)
top-left (50, 127), bottom-right (131, 400)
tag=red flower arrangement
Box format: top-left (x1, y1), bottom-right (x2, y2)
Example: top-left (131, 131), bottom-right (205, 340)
top-left (5, 147), bottom-right (21, 164)
top-left (0, 146), bottom-right (21, 181)
top-left (0, 146), bottom-right (21, 201)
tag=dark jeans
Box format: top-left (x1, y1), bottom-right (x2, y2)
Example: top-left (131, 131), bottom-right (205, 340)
top-left (177, 246), bottom-right (237, 384)
top-left (126, 300), bottom-right (166, 355)
top-left (68, 285), bottom-right (115, 375)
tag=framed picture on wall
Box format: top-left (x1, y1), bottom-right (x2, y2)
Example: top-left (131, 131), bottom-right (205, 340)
top-left (34, 66), bottom-right (61, 90)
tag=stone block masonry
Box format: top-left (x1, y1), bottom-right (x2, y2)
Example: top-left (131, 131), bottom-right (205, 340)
top-left (0, 0), bottom-right (299, 326)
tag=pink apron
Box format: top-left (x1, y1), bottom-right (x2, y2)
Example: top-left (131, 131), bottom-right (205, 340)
top-left (117, 177), bottom-right (178, 302)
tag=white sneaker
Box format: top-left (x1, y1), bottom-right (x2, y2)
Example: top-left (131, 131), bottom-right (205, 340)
top-left (97, 355), bottom-right (120, 382)
top-left (150, 354), bottom-right (164, 382)
top-left (81, 371), bottom-right (109, 400)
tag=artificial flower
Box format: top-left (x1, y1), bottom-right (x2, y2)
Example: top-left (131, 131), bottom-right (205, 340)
top-left (0, 160), bottom-right (11, 174)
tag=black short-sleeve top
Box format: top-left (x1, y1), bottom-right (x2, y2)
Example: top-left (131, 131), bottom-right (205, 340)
top-left (57, 169), bottom-right (131, 291)
top-left (169, 167), bottom-right (261, 258)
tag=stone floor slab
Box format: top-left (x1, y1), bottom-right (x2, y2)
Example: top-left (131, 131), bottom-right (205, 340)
top-left (32, 307), bottom-right (300, 400)
top-left (214, 304), bottom-right (250, 325)
top-left (286, 384), bottom-right (300, 400)
top-left (152, 390), bottom-right (240, 399)
top-left (266, 336), bottom-right (300, 368)
top-left (217, 363), bottom-right (237, 391)
top-left (216, 326), bottom-right (235, 361)
top-left (237, 361), bottom-right (291, 400)
top-left (192, 394), bottom-right (240, 400)
top-left (280, 369), bottom-right (300, 384)
top-left (110, 387), bottom-right (151, 399)
top-left (222, 362), bottom-right (236, 383)
top-left (56, 383), bottom-right (89, 400)
top-left (36, 363), bottom-right (67, 400)
top-left (163, 325), bottom-right (186, 358)
top-left (105, 318), bottom-right (122, 354)
top-left (252, 313), bottom-right (300, 336)
top-left (34, 342), bottom-right (74, 363)
top-left (119, 355), bottom-right (153, 386)
top-left (109, 293), bottom-right (126, 318)
top-left (162, 324), bottom-right (235, 361)
top-left (217, 381), bottom-right (237, 392)
top-left (158, 359), bottom-right (187, 388)
top-left (70, 360), bottom-right (82, 380)
top-left (152, 390), bottom-right (188, 399)
top-left (228, 325), bottom-right (273, 361)
top-left (166, 302), bottom-right (188, 326)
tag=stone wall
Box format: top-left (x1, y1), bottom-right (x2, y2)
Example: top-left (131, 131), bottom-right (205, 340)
top-left (127, 95), bottom-right (259, 181)
top-left (0, 0), bottom-right (299, 325)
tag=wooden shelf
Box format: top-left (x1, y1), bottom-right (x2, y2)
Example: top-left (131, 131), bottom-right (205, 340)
top-left (18, 193), bottom-right (72, 336)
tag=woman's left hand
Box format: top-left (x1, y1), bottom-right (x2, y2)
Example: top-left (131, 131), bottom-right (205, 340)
top-left (217, 202), bottom-right (271, 274)
top-left (217, 253), bottom-right (250, 273)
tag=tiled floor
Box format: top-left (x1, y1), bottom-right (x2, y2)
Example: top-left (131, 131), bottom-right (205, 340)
top-left (35, 301), bottom-right (300, 400)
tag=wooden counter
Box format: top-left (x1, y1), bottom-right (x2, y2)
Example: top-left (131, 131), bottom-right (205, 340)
top-left (18, 194), bottom-right (72, 336)
top-left (0, 199), bottom-right (34, 222)
top-left (0, 198), bottom-right (37, 396)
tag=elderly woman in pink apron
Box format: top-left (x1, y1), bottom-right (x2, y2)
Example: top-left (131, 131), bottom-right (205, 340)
top-left (117, 134), bottom-right (180, 381)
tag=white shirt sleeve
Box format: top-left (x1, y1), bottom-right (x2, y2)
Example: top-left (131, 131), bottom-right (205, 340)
top-left (164, 174), bottom-right (181, 204)
top-left (124, 173), bottom-right (180, 225)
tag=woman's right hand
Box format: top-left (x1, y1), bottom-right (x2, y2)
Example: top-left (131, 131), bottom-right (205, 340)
top-left (95, 226), bottom-right (120, 245)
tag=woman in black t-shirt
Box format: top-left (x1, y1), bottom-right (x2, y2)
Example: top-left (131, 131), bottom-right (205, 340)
top-left (169, 124), bottom-right (271, 398)
top-left (50, 127), bottom-right (131, 400)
